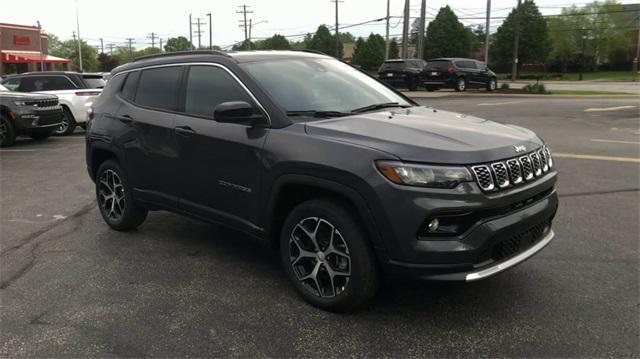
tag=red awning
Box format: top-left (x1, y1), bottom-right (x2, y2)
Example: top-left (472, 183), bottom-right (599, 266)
top-left (1, 51), bottom-right (71, 64)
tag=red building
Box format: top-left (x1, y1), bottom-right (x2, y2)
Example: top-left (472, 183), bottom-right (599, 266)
top-left (0, 23), bottom-right (71, 76)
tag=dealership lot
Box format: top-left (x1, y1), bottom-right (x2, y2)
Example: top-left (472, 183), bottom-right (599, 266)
top-left (1, 96), bottom-right (638, 357)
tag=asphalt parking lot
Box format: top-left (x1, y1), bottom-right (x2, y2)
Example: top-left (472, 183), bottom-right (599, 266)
top-left (1, 95), bottom-right (639, 357)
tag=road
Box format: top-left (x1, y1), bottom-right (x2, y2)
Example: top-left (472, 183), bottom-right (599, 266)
top-left (1, 96), bottom-right (638, 357)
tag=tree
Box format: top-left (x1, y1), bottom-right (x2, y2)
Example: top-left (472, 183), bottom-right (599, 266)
top-left (352, 33), bottom-right (386, 71)
top-left (308, 25), bottom-right (341, 57)
top-left (164, 36), bottom-right (193, 52)
top-left (424, 6), bottom-right (473, 59)
top-left (255, 34), bottom-right (291, 50)
top-left (232, 39), bottom-right (254, 51)
top-left (352, 37), bottom-right (365, 61)
top-left (49, 38), bottom-right (98, 72)
top-left (291, 33), bottom-right (312, 49)
top-left (388, 38), bottom-right (400, 59)
top-left (97, 53), bottom-right (120, 72)
top-left (339, 32), bottom-right (356, 43)
top-left (491, 0), bottom-right (550, 73)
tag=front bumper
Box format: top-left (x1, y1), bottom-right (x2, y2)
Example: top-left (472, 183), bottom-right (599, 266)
top-left (14, 108), bottom-right (64, 131)
top-left (372, 170), bottom-right (559, 281)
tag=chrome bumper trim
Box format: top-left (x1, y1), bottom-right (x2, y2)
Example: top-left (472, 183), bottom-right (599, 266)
top-left (465, 229), bottom-right (555, 281)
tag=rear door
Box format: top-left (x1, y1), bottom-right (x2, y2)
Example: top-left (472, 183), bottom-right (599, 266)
top-left (116, 66), bottom-right (183, 208)
top-left (173, 64), bottom-right (268, 231)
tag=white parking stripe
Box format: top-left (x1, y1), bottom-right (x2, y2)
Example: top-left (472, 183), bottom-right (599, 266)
top-left (477, 101), bottom-right (522, 106)
top-left (590, 139), bottom-right (640, 145)
top-left (0, 149), bottom-right (39, 152)
top-left (584, 105), bottom-right (637, 112)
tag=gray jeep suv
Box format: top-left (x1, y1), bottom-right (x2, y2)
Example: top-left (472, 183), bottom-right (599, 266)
top-left (86, 50), bottom-right (558, 311)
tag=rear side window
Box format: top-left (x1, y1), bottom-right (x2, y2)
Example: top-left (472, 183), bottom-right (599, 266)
top-left (184, 66), bottom-right (253, 119)
top-left (426, 61), bottom-right (451, 70)
top-left (19, 76), bottom-right (76, 91)
top-left (121, 72), bottom-right (140, 101)
top-left (83, 75), bottom-right (106, 89)
top-left (379, 61), bottom-right (407, 71)
top-left (134, 67), bottom-right (182, 111)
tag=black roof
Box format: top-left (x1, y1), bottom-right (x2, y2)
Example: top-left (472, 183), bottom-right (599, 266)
top-left (112, 50), bottom-right (330, 75)
top-left (427, 58), bottom-right (482, 62)
top-left (4, 71), bottom-right (102, 77)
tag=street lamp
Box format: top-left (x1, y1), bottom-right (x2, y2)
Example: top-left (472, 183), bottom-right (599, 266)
top-left (579, 33), bottom-right (587, 81)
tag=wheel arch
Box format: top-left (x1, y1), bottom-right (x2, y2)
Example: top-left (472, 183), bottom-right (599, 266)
top-left (264, 174), bottom-right (388, 257)
top-left (88, 142), bottom-right (124, 182)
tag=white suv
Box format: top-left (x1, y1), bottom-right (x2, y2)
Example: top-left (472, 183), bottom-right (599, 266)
top-left (1, 72), bottom-right (104, 135)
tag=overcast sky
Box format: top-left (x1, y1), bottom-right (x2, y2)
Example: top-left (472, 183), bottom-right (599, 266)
top-left (2, 0), bottom-right (638, 50)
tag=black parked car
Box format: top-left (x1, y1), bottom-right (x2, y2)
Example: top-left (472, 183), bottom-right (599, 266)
top-left (378, 59), bottom-right (427, 91)
top-left (0, 84), bottom-right (63, 147)
top-left (86, 50), bottom-right (557, 311)
top-left (423, 58), bottom-right (497, 92)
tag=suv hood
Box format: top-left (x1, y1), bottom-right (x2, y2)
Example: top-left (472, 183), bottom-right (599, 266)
top-left (304, 106), bottom-right (543, 164)
top-left (0, 92), bottom-right (58, 100)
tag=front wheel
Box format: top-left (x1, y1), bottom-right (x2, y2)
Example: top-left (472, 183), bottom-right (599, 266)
top-left (0, 114), bottom-right (16, 147)
top-left (96, 160), bottom-right (147, 231)
top-left (487, 78), bottom-right (497, 91)
top-left (280, 199), bottom-right (379, 312)
top-left (455, 78), bottom-right (466, 92)
top-left (54, 107), bottom-right (77, 136)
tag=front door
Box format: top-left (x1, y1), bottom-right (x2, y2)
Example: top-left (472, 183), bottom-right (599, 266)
top-left (174, 64), bottom-right (268, 231)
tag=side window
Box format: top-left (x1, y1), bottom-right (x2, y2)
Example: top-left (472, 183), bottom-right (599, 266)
top-left (454, 61), bottom-right (464, 69)
top-left (121, 71), bottom-right (140, 101)
top-left (134, 67), bottom-right (182, 111)
top-left (19, 77), bottom-right (43, 92)
top-left (465, 61), bottom-right (477, 69)
top-left (184, 65), bottom-right (253, 119)
top-left (44, 76), bottom-right (76, 90)
top-left (2, 78), bottom-right (21, 91)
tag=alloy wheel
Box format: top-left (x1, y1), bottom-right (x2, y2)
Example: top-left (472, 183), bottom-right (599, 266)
top-left (289, 217), bottom-right (351, 298)
top-left (490, 80), bottom-right (496, 90)
top-left (458, 79), bottom-right (466, 91)
top-left (55, 114), bottom-right (69, 135)
top-left (98, 169), bottom-right (125, 221)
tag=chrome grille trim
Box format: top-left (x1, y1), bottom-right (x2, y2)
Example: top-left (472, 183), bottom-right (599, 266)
top-left (491, 162), bottom-right (510, 188)
top-left (506, 159), bottom-right (523, 184)
top-left (471, 165), bottom-right (495, 191)
top-left (471, 146), bottom-right (552, 192)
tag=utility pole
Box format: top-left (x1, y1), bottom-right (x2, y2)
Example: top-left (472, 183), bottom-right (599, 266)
top-left (37, 21), bottom-right (44, 71)
top-left (633, 27), bottom-right (640, 73)
top-left (207, 13), bottom-right (212, 49)
top-left (236, 5), bottom-right (253, 42)
top-left (417, 0), bottom-right (426, 59)
top-left (147, 32), bottom-right (157, 48)
top-left (189, 13), bottom-right (193, 50)
top-left (159, 38), bottom-right (163, 52)
top-left (331, 0), bottom-right (343, 58)
top-left (579, 32), bottom-right (586, 81)
top-left (484, 0), bottom-right (491, 64)
top-left (249, 19), bottom-right (253, 41)
top-left (125, 38), bottom-right (135, 56)
top-left (75, 0), bottom-right (83, 72)
top-left (192, 17), bottom-right (205, 49)
top-left (106, 43), bottom-right (116, 55)
top-left (99, 38), bottom-right (104, 54)
top-left (511, 0), bottom-right (521, 81)
top-left (402, 0), bottom-right (410, 58)
top-left (385, 0), bottom-right (390, 59)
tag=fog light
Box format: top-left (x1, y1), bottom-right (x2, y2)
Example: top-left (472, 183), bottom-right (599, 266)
top-left (427, 218), bottom-right (439, 232)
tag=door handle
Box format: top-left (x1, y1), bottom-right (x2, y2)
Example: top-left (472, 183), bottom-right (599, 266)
top-left (116, 114), bottom-right (133, 124)
top-left (174, 126), bottom-right (196, 137)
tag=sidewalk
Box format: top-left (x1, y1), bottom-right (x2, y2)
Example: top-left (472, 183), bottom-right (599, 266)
top-left (506, 80), bottom-right (639, 94)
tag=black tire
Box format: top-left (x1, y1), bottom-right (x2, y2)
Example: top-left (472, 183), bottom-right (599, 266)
top-left (0, 114), bottom-right (16, 147)
top-left (280, 199), bottom-right (379, 312)
top-left (454, 78), bottom-right (466, 92)
top-left (96, 160), bottom-right (147, 231)
top-left (28, 129), bottom-right (54, 140)
top-left (426, 86), bottom-right (437, 92)
top-left (78, 123), bottom-right (87, 130)
top-left (407, 77), bottom-right (418, 91)
top-left (487, 78), bottom-right (497, 91)
top-left (54, 107), bottom-right (77, 136)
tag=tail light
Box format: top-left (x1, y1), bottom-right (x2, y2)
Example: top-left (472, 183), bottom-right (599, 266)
top-left (447, 66), bottom-right (455, 73)
top-left (75, 91), bottom-right (101, 96)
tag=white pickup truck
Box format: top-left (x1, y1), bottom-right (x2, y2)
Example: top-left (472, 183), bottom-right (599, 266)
top-left (1, 72), bottom-right (104, 135)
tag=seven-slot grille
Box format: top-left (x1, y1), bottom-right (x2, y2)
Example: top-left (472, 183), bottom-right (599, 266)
top-left (23, 99), bottom-right (59, 108)
top-left (471, 146), bottom-right (553, 192)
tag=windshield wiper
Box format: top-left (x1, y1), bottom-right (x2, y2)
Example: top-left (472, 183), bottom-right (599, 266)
top-left (286, 110), bottom-right (352, 118)
top-left (350, 102), bottom-right (410, 114)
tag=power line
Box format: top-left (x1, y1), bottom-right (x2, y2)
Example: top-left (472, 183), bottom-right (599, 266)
top-left (192, 17), bottom-right (206, 49)
top-left (236, 5), bottom-right (253, 42)
top-left (147, 32), bottom-right (158, 48)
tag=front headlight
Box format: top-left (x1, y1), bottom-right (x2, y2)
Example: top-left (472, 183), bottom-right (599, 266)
top-left (376, 161), bottom-right (473, 188)
top-left (14, 101), bottom-right (28, 107)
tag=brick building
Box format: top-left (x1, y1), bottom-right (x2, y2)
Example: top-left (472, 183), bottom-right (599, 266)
top-left (0, 23), bottom-right (71, 76)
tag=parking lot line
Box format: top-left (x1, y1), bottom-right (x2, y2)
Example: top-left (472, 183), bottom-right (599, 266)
top-left (584, 105), bottom-right (637, 112)
top-left (476, 101), bottom-right (523, 106)
top-left (0, 149), bottom-right (39, 152)
top-left (590, 139), bottom-right (640, 145)
top-left (554, 152), bottom-right (640, 163)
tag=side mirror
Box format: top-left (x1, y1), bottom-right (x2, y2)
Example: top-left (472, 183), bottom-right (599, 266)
top-left (213, 101), bottom-right (266, 126)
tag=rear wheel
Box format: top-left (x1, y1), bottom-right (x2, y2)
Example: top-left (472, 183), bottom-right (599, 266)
top-left (487, 78), bottom-right (497, 91)
top-left (280, 199), bottom-right (379, 312)
top-left (407, 78), bottom-right (418, 91)
top-left (54, 107), bottom-right (76, 136)
top-left (0, 114), bottom-right (16, 147)
top-left (96, 160), bottom-right (147, 231)
top-left (455, 78), bottom-right (466, 92)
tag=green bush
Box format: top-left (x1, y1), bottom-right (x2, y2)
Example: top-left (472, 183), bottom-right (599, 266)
top-left (500, 82), bottom-right (510, 89)
top-left (522, 82), bottom-right (549, 94)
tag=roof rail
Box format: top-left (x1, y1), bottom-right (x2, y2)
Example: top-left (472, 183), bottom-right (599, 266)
top-left (295, 49), bottom-right (329, 56)
top-left (132, 50), bottom-right (231, 62)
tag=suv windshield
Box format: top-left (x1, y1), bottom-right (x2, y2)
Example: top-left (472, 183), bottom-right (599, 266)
top-left (83, 76), bottom-right (106, 89)
top-left (240, 58), bottom-right (410, 115)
